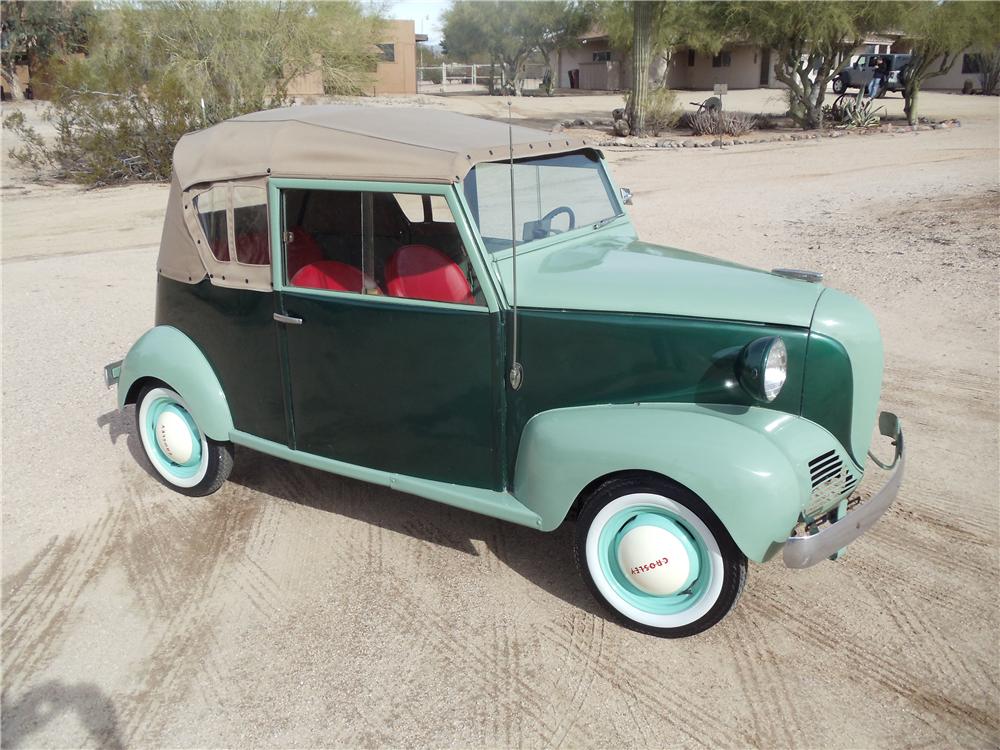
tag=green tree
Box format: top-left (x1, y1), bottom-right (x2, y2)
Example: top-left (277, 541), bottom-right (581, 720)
top-left (969, 0), bottom-right (1000, 95)
top-left (729, 1), bottom-right (889, 130)
top-left (442, 0), bottom-right (589, 95)
top-left (896, 1), bottom-right (991, 123)
top-left (1, 0), bottom-right (94, 98)
top-left (5, 0), bottom-right (383, 184)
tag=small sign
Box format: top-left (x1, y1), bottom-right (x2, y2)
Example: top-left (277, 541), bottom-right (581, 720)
top-left (713, 83), bottom-right (728, 96)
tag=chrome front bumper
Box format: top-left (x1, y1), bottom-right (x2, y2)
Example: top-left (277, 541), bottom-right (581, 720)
top-left (783, 412), bottom-right (904, 568)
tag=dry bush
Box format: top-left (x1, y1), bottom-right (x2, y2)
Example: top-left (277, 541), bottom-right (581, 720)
top-left (684, 110), bottom-right (758, 137)
top-left (4, 0), bottom-right (383, 185)
top-left (623, 87), bottom-right (681, 135)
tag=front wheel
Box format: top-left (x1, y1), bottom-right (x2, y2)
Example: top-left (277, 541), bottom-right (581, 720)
top-left (574, 475), bottom-right (747, 638)
top-left (135, 383), bottom-right (233, 497)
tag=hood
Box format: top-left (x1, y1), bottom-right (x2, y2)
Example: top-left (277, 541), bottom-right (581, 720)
top-left (494, 228), bottom-right (824, 328)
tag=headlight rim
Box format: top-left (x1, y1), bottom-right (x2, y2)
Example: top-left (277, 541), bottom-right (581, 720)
top-left (737, 335), bottom-right (788, 403)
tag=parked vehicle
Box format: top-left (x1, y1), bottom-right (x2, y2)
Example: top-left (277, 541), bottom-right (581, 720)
top-left (833, 53), bottom-right (912, 96)
top-left (105, 106), bottom-right (904, 637)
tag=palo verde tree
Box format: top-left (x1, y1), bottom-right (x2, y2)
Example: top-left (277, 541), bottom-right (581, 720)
top-left (0, 0), bottom-right (94, 98)
top-left (5, 0), bottom-right (383, 184)
top-left (729, 1), bottom-right (889, 129)
top-left (442, 1), bottom-right (589, 95)
top-left (895, 1), bottom-right (991, 123)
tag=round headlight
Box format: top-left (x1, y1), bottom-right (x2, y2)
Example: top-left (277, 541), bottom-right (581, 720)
top-left (737, 336), bottom-right (788, 403)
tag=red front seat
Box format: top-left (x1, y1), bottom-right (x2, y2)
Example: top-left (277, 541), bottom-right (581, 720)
top-left (291, 260), bottom-right (364, 292)
top-left (385, 245), bottom-right (474, 305)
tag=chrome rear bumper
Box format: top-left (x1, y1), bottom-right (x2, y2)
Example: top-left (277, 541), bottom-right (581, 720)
top-left (784, 412), bottom-right (904, 569)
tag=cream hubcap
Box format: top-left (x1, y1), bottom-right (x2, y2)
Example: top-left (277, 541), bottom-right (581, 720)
top-left (156, 409), bottom-right (194, 465)
top-left (617, 524), bottom-right (692, 596)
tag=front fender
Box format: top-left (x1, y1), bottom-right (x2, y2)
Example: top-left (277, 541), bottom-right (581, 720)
top-left (117, 326), bottom-right (234, 440)
top-left (513, 403), bottom-right (847, 562)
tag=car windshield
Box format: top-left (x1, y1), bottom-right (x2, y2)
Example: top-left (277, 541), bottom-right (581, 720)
top-left (463, 151), bottom-right (621, 253)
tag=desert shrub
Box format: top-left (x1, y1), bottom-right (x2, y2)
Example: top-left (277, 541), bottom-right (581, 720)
top-left (756, 113), bottom-right (780, 130)
top-left (686, 110), bottom-right (758, 137)
top-left (4, 0), bottom-right (383, 185)
top-left (623, 87), bottom-right (681, 135)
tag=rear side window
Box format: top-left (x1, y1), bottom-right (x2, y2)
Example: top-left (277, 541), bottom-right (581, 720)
top-left (194, 187), bottom-right (229, 261)
top-left (233, 186), bottom-right (269, 265)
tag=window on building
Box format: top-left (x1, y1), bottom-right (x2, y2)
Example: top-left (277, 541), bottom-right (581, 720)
top-left (962, 54), bottom-right (981, 74)
top-left (687, 49), bottom-right (695, 67)
top-left (712, 51), bottom-right (732, 68)
top-left (592, 50), bottom-right (611, 62)
top-left (377, 43), bottom-right (395, 63)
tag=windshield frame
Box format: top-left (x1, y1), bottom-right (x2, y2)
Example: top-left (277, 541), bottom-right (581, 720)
top-left (459, 149), bottom-right (628, 260)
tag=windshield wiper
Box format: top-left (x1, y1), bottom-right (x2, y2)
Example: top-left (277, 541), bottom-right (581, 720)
top-left (592, 215), bottom-right (620, 230)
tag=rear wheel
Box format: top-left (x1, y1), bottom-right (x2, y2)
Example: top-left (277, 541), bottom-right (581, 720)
top-left (574, 474), bottom-right (747, 638)
top-left (832, 76), bottom-right (847, 94)
top-left (135, 384), bottom-right (233, 497)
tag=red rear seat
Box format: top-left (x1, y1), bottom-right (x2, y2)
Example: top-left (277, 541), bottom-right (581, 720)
top-left (287, 227), bottom-right (324, 279)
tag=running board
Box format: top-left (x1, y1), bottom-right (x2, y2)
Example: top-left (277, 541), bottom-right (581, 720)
top-left (230, 431), bottom-right (543, 529)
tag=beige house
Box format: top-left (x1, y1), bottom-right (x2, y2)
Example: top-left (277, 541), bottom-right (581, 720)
top-left (550, 30), bottom-right (984, 93)
top-left (372, 19), bottom-right (427, 95)
top-left (286, 19), bottom-right (428, 98)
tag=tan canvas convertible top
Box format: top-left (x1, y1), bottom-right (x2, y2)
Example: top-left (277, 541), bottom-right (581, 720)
top-left (173, 105), bottom-right (590, 189)
top-left (158, 105), bottom-right (590, 290)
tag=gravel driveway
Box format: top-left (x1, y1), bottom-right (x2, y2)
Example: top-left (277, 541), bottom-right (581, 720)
top-left (2, 92), bottom-right (997, 748)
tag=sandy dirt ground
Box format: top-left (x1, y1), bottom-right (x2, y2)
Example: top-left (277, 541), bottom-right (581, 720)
top-left (1, 90), bottom-right (998, 748)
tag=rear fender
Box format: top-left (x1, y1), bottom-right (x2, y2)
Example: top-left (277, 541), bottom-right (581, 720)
top-left (117, 326), bottom-right (234, 440)
top-left (513, 403), bottom-right (843, 562)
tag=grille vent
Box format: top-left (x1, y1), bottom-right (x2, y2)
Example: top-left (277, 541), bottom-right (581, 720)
top-left (805, 449), bottom-right (857, 519)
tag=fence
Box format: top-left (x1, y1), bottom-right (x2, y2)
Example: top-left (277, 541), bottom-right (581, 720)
top-left (417, 63), bottom-right (548, 93)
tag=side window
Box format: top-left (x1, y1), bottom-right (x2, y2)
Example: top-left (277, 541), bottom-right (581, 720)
top-left (233, 186), bottom-right (269, 265)
top-left (284, 189), bottom-right (364, 294)
top-left (384, 193), bottom-right (482, 306)
top-left (194, 187), bottom-right (229, 261)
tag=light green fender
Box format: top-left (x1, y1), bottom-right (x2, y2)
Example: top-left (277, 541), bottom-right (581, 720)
top-left (513, 402), bottom-right (849, 562)
top-left (117, 325), bottom-right (234, 441)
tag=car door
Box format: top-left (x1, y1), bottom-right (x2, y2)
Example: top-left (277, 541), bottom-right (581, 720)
top-left (269, 179), bottom-right (503, 490)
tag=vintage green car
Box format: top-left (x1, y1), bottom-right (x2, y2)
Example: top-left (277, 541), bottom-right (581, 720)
top-left (106, 106), bottom-right (904, 637)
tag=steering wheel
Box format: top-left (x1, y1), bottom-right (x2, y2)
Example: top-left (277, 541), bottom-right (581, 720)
top-left (540, 205), bottom-right (576, 234)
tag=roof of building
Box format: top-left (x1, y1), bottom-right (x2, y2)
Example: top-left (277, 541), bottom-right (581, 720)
top-left (172, 105), bottom-right (590, 189)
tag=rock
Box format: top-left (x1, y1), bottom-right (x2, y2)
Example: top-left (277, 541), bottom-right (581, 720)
top-left (560, 119), bottom-right (573, 128)
top-left (612, 119), bottom-right (630, 137)
top-left (612, 138), bottom-right (629, 146)
top-left (656, 140), bottom-right (672, 148)
top-left (722, 139), bottom-right (734, 147)
top-left (682, 140), bottom-right (693, 148)
top-left (612, 107), bottom-right (625, 121)
top-left (711, 139), bottom-right (722, 147)
top-left (790, 134), bottom-right (801, 141)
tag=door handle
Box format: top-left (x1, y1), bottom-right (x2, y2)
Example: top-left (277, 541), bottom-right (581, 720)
top-left (273, 312), bottom-right (303, 325)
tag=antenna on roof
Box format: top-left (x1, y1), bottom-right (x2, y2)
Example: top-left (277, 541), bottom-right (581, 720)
top-left (507, 98), bottom-right (523, 391)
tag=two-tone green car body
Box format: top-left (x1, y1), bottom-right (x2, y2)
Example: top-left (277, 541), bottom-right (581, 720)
top-left (106, 106), bottom-right (904, 637)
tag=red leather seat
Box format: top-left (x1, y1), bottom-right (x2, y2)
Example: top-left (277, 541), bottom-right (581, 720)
top-left (385, 244), bottom-right (474, 305)
top-left (286, 227), bottom-right (325, 280)
top-left (291, 260), bottom-right (364, 292)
